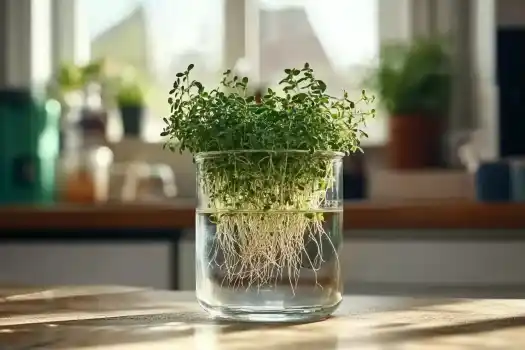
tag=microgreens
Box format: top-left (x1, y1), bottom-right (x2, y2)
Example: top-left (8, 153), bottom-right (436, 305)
top-left (162, 63), bottom-right (375, 154)
top-left (161, 63), bottom-right (374, 289)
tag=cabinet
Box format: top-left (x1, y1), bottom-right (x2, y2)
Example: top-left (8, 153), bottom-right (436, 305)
top-left (0, 243), bottom-right (171, 289)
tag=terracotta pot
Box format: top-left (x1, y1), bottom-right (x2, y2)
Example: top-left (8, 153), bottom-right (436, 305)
top-left (388, 115), bottom-right (442, 169)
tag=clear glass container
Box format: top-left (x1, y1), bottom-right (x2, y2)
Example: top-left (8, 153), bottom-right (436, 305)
top-left (195, 150), bottom-right (343, 322)
top-left (61, 146), bottom-right (113, 203)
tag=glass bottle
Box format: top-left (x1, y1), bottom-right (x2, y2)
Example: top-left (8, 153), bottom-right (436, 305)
top-left (61, 82), bottom-right (113, 203)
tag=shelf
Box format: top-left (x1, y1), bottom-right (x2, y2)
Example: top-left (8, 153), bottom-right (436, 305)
top-left (1, 201), bottom-right (525, 230)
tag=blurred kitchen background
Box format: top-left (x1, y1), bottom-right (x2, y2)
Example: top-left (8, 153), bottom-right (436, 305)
top-left (1, 0), bottom-right (525, 296)
top-left (0, 0), bottom-right (514, 204)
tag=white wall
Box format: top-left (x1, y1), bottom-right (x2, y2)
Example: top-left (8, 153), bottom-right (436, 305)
top-left (378, 0), bottom-right (411, 42)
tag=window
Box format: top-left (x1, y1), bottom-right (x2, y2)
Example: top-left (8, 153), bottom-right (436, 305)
top-left (77, 0), bottom-right (224, 142)
top-left (70, 0), bottom-right (383, 144)
top-left (255, 0), bottom-right (378, 91)
top-left (253, 0), bottom-right (385, 145)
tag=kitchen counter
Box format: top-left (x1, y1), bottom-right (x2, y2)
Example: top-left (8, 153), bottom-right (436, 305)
top-left (1, 285), bottom-right (525, 348)
top-left (2, 202), bottom-right (525, 299)
top-left (1, 201), bottom-right (525, 230)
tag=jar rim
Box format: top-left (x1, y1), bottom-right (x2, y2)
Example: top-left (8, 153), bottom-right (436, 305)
top-left (194, 150), bottom-right (345, 161)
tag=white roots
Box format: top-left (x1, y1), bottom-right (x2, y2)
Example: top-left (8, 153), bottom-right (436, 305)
top-left (200, 155), bottom-right (340, 291)
top-left (208, 211), bottom-right (339, 291)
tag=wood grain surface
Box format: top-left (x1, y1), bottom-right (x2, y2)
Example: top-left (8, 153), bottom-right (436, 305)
top-left (0, 286), bottom-right (525, 349)
top-left (1, 201), bottom-right (525, 230)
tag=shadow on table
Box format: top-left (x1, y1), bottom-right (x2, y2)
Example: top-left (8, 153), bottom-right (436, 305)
top-left (0, 311), bottom-right (315, 349)
top-left (5, 310), bottom-right (520, 349)
top-left (0, 293), bottom-right (487, 349)
top-left (377, 315), bottom-right (525, 341)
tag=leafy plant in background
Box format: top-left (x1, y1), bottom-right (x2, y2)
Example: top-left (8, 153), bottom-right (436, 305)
top-left (49, 59), bottom-right (108, 102)
top-left (81, 59), bottom-right (106, 83)
top-left (366, 37), bottom-right (452, 117)
top-left (50, 59), bottom-right (150, 109)
top-left (116, 81), bottom-right (145, 107)
top-left (113, 68), bottom-right (148, 136)
top-left (161, 64), bottom-right (375, 288)
top-left (55, 63), bottom-right (84, 93)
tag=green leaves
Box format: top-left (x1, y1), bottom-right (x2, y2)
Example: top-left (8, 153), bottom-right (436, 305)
top-left (317, 80), bottom-right (327, 92)
top-left (194, 81), bottom-right (204, 93)
top-left (365, 37), bottom-right (451, 116)
top-left (161, 63), bottom-right (375, 157)
top-left (292, 93), bottom-right (308, 102)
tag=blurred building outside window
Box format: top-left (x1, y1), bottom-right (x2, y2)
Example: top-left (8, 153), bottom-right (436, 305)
top-left (72, 0), bottom-right (385, 145)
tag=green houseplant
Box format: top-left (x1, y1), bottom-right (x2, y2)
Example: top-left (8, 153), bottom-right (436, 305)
top-left (117, 80), bottom-right (145, 137)
top-left (49, 60), bottom-right (108, 104)
top-left (56, 63), bottom-right (84, 93)
top-left (162, 63), bottom-right (374, 322)
top-left (367, 38), bottom-right (452, 169)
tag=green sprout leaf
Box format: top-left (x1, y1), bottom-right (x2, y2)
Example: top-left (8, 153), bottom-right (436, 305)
top-left (161, 63), bottom-right (374, 157)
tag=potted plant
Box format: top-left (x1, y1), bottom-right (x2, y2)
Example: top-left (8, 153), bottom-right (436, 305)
top-left (56, 63), bottom-right (84, 94)
top-left (367, 38), bottom-right (452, 169)
top-left (117, 80), bottom-right (145, 137)
top-left (161, 64), bottom-right (374, 322)
top-left (49, 61), bottom-right (111, 151)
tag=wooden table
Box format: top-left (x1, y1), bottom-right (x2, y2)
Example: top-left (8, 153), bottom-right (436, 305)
top-left (1, 286), bottom-right (525, 348)
top-left (2, 201), bottom-right (525, 230)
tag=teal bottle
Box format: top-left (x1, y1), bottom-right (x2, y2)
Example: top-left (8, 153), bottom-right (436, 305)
top-left (0, 90), bottom-right (61, 205)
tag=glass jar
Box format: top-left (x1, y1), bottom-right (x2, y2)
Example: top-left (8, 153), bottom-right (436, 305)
top-left (61, 146), bottom-right (113, 203)
top-left (195, 150), bottom-right (343, 322)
